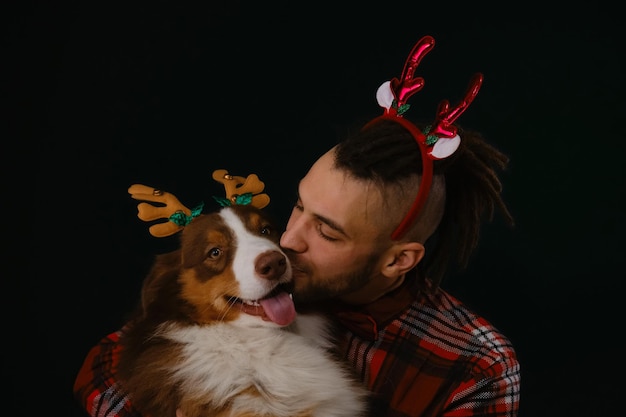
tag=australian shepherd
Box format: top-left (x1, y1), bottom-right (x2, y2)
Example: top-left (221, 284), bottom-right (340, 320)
top-left (117, 204), bottom-right (368, 417)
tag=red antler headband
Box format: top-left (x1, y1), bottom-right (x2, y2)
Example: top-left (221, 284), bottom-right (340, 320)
top-left (363, 35), bottom-right (483, 240)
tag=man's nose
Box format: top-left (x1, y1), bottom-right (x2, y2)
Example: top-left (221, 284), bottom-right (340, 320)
top-left (280, 222), bottom-right (306, 253)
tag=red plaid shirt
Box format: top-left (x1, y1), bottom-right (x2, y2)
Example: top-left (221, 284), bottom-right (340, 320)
top-left (74, 280), bottom-right (520, 417)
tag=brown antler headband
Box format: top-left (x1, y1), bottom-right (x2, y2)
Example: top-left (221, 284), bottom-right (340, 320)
top-left (363, 35), bottom-right (483, 240)
top-left (128, 169), bottom-right (270, 237)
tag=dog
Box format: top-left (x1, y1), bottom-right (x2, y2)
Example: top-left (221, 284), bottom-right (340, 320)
top-left (117, 203), bottom-right (369, 417)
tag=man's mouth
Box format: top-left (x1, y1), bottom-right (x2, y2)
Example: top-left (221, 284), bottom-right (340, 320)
top-left (288, 263), bottom-right (307, 279)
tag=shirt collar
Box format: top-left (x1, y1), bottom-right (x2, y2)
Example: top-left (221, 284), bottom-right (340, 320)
top-left (330, 274), bottom-right (424, 340)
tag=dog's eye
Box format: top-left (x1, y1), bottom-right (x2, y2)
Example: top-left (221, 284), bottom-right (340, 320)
top-left (208, 247), bottom-right (222, 259)
top-left (260, 225), bottom-right (272, 236)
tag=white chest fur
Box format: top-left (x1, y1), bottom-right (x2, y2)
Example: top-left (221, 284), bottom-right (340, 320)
top-left (159, 314), bottom-right (368, 417)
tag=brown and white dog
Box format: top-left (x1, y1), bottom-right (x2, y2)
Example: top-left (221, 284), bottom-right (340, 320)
top-left (118, 204), bottom-right (368, 417)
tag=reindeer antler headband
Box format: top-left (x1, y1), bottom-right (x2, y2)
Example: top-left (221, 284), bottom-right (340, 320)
top-left (128, 169), bottom-right (270, 237)
top-left (363, 35), bottom-right (483, 240)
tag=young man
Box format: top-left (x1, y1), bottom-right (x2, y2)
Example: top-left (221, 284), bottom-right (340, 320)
top-left (74, 36), bottom-right (520, 416)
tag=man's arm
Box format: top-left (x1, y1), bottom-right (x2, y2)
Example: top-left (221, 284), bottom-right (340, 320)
top-left (442, 350), bottom-right (521, 416)
top-left (74, 328), bottom-right (143, 417)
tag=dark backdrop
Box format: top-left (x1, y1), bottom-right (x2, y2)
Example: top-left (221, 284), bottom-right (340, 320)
top-left (7, 2), bottom-right (625, 416)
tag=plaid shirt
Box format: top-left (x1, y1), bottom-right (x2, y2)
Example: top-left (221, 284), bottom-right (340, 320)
top-left (332, 280), bottom-right (520, 416)
top-left (74, 280), bottom-right (520, 417)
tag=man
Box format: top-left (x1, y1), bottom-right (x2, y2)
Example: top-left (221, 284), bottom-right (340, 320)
top-left (74, 36), bottom-right (520, 416)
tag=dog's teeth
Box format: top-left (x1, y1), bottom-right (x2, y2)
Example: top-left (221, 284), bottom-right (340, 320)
top-left (289, 293), bottom-right (293, 300)
top-left (243, 300), bottom-right (260, 306)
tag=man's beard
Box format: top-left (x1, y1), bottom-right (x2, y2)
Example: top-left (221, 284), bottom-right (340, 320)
top-left (290, 253), bottom-right (380, 305)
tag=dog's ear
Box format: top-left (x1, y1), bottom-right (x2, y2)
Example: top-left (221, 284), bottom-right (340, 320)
top-left (140, 250), bottom-right (182, 315)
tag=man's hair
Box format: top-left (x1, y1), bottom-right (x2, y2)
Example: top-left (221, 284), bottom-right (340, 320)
top-left (334, 118), bottom-right (514, 288)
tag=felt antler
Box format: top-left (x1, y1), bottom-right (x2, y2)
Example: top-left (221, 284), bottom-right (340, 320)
top-left (211, 169), bottom-right (270, 209)
top-left (128, 184), bottom-right (196, 238)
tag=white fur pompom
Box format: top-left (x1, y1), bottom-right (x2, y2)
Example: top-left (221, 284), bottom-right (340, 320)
top-left (430, 135), bottom-right (460, 159)
top-left (375, 81), bottom-right (394, 110)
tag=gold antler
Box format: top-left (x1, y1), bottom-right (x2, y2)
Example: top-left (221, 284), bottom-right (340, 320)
top-left (212, 169), bottom-right (270, 209)
top-left (127, 184), bottom-right (192, 238)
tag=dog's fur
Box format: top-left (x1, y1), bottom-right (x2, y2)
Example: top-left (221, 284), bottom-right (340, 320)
top-left (118, 204), bottom-right (368, 417)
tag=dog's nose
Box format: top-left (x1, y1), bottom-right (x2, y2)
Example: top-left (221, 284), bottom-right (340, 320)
top-left (255, 250), bottom-right (287, 280)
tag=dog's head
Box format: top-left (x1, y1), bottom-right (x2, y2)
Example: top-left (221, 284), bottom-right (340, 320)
top-left (140, 204), bottom-right (296, 328)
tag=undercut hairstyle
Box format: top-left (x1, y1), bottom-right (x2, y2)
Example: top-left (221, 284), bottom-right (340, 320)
top-left (334, 118), bottom-right (514, 289)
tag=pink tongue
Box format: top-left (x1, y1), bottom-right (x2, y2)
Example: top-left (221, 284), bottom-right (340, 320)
top-left (259, 291), bottom-right (296, 326)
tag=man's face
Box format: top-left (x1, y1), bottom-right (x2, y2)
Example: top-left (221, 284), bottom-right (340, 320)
top-left (280, 149), bottom-right (388, 304)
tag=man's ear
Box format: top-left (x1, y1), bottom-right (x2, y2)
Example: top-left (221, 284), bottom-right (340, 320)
top-left (381, 242), bottom-right (425, 278)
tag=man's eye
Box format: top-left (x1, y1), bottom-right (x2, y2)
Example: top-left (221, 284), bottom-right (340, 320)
top-left (316, 224), bottom-right (338, 242)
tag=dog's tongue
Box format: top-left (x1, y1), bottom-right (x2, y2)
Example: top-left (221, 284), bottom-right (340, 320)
top-left (259, 291), bottom-right (296, 326)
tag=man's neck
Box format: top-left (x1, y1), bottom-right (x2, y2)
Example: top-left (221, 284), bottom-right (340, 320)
top-left (338, 274), bottom-right (407, 305)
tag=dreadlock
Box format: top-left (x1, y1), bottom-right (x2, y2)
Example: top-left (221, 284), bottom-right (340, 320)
top-left (429, 125), bottom-right (514, 285)
top-left (335, 119), bottom-right (514, 288)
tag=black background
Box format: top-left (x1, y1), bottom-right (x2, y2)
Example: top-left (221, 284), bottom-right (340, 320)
top-left (7, 2), bottom-right (625, 416)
